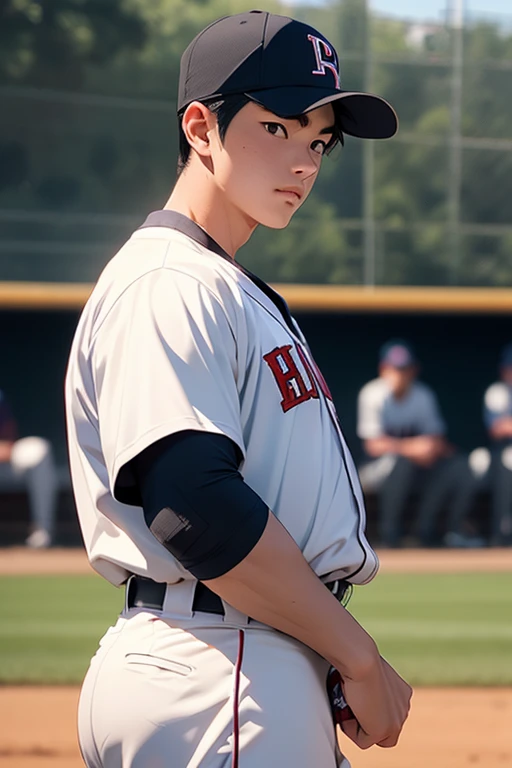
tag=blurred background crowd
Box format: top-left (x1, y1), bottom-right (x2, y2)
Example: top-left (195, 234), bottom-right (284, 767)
top-left (0, 0), bottom-right (511, 550)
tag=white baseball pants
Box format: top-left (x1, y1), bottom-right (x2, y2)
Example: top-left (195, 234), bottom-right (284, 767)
top-left (78, 595), bottom-right (350, 767)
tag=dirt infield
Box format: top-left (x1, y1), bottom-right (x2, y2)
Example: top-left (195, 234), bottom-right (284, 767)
top-left (1, 547), bottom-right (511, 767)
top-left (1, 545), bottom-right (511, 575)
top-left (1, 686), bottom-right (510, 768)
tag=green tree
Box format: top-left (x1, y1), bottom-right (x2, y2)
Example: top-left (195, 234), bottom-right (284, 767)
top-left (0, 0), bottom-right (147, 89)
top-left (1, 0), bottom-right (511, 285)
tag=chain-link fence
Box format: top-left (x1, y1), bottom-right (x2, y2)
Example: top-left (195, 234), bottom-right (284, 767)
top-left (0, 0), bottom-right (511, 286)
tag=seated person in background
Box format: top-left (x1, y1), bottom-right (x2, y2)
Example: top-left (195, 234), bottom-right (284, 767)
top-left (357, 339), bottom-right (481, 548)
top-left (482, 343), bottom-right (512, 545)
top-left (0, 388), bottom-right (58, 548)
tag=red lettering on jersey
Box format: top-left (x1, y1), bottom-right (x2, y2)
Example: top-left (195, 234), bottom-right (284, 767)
top-left (263, 345), bottom-right (318, 413)
top-left (296, 345), bottom-right (333, 402)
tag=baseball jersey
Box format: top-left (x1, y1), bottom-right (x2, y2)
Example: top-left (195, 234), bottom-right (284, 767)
top-left (65, 211), bottom-right (377, 589)
top-left (484, 381), bottom-right (512, 433)
top-left (357, 377), bottom-right (446, 441)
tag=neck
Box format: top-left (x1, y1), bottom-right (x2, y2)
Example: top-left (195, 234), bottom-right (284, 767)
top-left (392, 384), bottom-right (410, 400)
top-left (163, 159), bottom-right (258, 259)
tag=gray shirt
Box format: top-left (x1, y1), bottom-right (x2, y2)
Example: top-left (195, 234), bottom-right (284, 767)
top-left (357, 377), bottom-right (446, 441)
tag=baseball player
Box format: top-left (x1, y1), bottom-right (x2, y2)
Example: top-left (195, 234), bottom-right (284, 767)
top-left (0, 387), bottom-right (58, 548)
top-left (357, 339), bottom-right (480, 547)
top-left (65, 11), bottom-right (411, 768)
top-left (481, 343), bottom-right (512, 544)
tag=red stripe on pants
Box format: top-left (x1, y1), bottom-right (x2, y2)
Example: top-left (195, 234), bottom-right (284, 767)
top-left (232, 630), bottom-right (245, 768)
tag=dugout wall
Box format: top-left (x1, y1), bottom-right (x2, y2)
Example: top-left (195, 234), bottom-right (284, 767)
top-left (0, 284), bottom-right (510, 465)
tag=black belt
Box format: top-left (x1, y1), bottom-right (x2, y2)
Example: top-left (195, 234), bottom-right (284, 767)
top-left (126, 575), bottom-right (350, 615)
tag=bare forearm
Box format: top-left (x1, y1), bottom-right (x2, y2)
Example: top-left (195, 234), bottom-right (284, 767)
top-left (0, 441), bottom-right (13, 462)
top-left (364, 437), bottom-right (402, 457)
top-left (204, 512), bottom-right (377, 679)
top-left (490, 417), bottom-right (512, 440)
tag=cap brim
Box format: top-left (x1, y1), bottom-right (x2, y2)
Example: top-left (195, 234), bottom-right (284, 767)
top-left (246, 87), bottom-right (398, 139)
top-left (383, 362), bottom-right (417, 369)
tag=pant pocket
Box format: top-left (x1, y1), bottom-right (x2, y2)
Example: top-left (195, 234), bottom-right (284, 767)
top-left (125, 652), bottom-right (193, 676)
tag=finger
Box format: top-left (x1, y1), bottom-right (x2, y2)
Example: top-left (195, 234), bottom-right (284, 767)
top-left (340, 717), bottom-right (376, 750)
top-left (377, 734), bottom-right (400, 748)
top-left (340, 720), bottom-right (375, 750)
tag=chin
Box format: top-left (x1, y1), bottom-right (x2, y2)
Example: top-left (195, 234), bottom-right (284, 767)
top-left (256, 210), bottom-right (295, 230)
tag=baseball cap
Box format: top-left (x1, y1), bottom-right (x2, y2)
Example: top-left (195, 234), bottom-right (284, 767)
top-left (379, 340), bottom-right (417, 369)
top-left (178, 10), bottom-right (398, 140)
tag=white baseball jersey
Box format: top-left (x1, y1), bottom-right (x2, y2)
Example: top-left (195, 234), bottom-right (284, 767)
top-left (65, 211), bottom-right (377, 589)
top-left (484, 382), bottom-right (512, 430)
top-left (357, 377), bottom-right (446, 441)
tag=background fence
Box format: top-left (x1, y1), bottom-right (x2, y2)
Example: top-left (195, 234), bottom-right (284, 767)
top-left (1, 0), bottom-right (511, 287)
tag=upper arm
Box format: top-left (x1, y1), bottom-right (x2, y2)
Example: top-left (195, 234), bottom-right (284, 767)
top-left (357, 383), bottom-right (384, 440)
top-left (420, 389), bottom-right (446, 435)
top-left (92, 269), bottom-right (246, 504)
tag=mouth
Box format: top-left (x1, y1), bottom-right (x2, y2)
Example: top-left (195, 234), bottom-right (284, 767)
top-left (275, 188), bottom-right (303, 202)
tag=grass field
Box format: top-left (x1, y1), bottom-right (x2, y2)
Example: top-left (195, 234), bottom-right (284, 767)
top-left (1, 572), bottom-right (511, 685)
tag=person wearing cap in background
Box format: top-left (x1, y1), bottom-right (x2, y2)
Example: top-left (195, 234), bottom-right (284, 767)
top-left (357, 339), bottom-right (482, 549)
top-left (477, 343), bottom-right (512, 546)
top-left (0, 388), bottom-right (58, 548)
top-left (66, 10), bottom-right (411, 768)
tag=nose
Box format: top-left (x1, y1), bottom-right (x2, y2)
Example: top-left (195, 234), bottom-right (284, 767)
top-left (291, 148), bottom-right (320, 180)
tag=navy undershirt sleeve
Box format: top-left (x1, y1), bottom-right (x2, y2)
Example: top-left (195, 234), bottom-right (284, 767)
top-left (131, 430), bottom-right (269, 580)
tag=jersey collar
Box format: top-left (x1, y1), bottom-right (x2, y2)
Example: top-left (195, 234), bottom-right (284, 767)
top-left (139, 210), bottom-right (230, 261)
top-left (138, 210), bottom-right (299, 337)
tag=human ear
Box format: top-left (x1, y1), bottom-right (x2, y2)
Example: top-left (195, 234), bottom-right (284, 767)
top-left (181, 102), bottom-right (215, 157)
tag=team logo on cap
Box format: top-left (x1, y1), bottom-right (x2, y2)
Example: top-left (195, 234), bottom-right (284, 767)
top-left (387, 346), bottom-right (412, 366)
top-left (307, 34), bottom-right (340, 89)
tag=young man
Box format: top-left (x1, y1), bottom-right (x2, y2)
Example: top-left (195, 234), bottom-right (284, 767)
top-left (66, 11), bottom-right (411, 768)
top-left (357, 339), bottom-right (480, 547)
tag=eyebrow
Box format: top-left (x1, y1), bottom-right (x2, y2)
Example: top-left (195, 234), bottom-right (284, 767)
top-left (259, 106), bottom-right (335, 136)
top-left (295, 113), bottom-right (335, 135)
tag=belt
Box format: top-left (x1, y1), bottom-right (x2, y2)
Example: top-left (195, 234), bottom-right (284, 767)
top-left (126, 575), bottom-right (350, 615)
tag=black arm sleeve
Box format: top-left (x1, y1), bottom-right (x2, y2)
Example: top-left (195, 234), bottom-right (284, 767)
top-left (131, 430), bottom-right (269, 580)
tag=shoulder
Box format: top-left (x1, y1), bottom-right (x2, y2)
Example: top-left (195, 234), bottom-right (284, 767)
top-left (106, 228), bottom-right (243, 301)
top-left (359, 378), bottom-right (389, 405)
top-left (412, 381), bottom-right (437, 402)
top-left (484, 382), bottom-right (510, 412)
top-left (85, 230), bottom-right (247, 341)
top-left (160, 232), bottom-right (245, 306)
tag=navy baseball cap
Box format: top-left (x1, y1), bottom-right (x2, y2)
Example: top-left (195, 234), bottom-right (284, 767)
top-left (379, 340), bottom-right (417, 369)
top-left (178, 10), bottom-right (398, 140)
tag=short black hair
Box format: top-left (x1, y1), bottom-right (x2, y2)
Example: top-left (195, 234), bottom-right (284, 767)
top-left (176, 95), bottom-right (346, 177)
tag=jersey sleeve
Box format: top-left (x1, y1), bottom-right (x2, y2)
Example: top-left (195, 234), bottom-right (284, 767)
top-left (357, 382), bottom-right (385, 440)
top-left (483, 382), bottom-right (511, 429)
top-left (417, 387), bottom-right (446, 435)
top-left (92, 268), bottom-right (246, 503)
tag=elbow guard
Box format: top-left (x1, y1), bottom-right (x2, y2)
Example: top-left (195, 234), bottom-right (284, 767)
top-left (133, 431), bottom-right (269, 580)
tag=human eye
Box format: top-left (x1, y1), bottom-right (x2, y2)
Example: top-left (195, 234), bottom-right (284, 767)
top-left (311, 139), bottom-right (328, 156)
top-left (263, 122), bottom-right (288, 139)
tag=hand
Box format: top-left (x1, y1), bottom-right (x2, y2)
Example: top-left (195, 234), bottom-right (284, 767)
top-left (403, 436), bottom-right (445, 467)
top-left (340, 655), bottom-right (413, 750)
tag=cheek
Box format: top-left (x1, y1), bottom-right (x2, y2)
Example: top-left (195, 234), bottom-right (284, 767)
top-left (302, 168), bottom-right (320, 198)
top-left (221, 143), bottom-right (271, 197)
